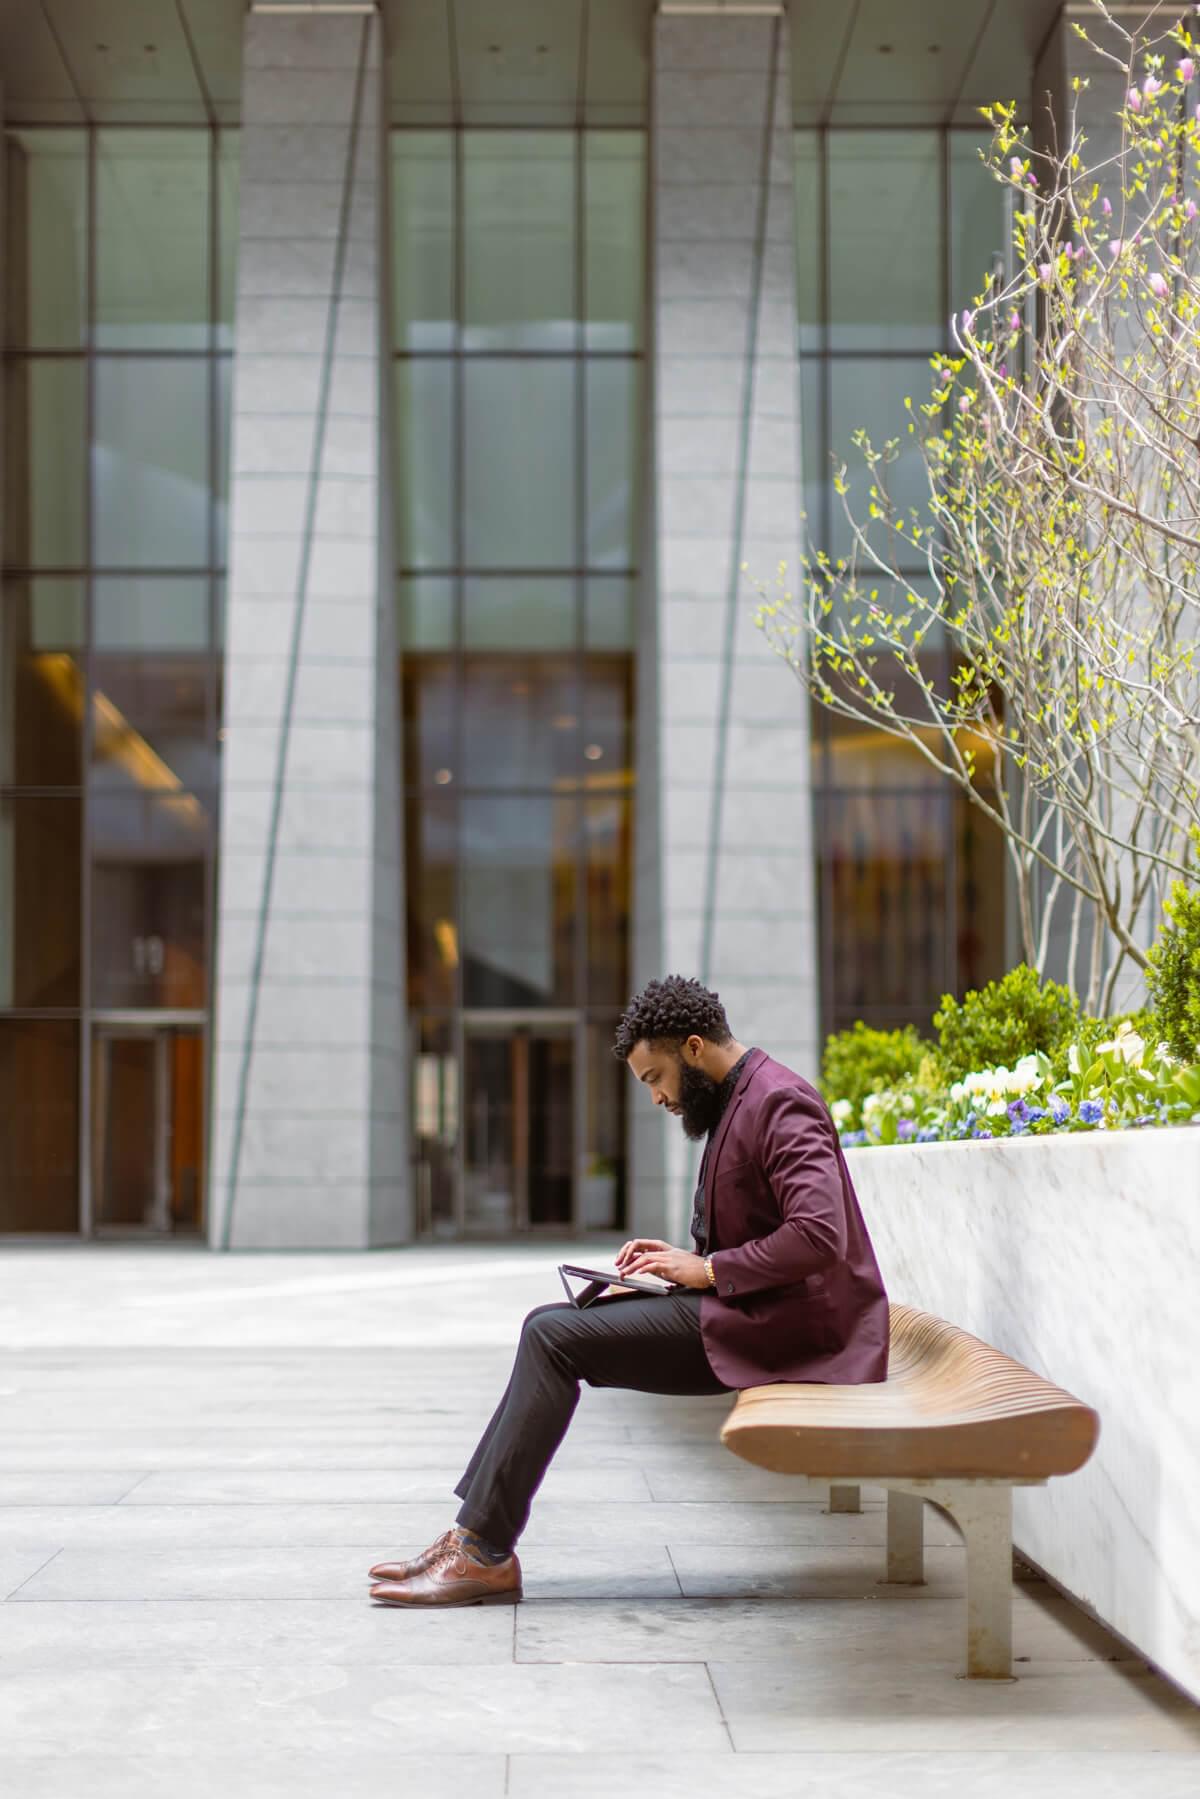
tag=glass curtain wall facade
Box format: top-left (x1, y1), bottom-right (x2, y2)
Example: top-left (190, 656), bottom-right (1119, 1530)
top-left (1, 126), bottom-right (237, 1234)
top-left (795, 128), bottom-right (1010, 1037)
top-left (392, 126), bottom-right (644, 1237)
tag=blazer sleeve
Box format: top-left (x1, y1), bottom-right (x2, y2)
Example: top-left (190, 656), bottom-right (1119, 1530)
top-left (708, 1084), bottom-right (847, 1298)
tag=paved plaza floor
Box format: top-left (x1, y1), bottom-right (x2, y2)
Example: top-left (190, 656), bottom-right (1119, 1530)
top-left (1, 1240), bottom-right (1198, 1797)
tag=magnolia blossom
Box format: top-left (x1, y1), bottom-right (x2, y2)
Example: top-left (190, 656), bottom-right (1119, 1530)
top-left (1009, 155), bottom-right (1024, 177)
top-left (960, 309), bottom-right (975, 332)
top-left (1148, 270), bottom-right (1170, 298)
top-left (1188, 199), bottom-right (1198, 221)
top-left (1038, 260), bottom-right (1055, 281)
top-left (1128, 86), bottom-right (1142, 110)
top-left (1143, 75), bottom-right (1162, 98)
top-left (1102, 196), bottom-right (1113, 216)
top-left (1108, 238), bottom-right (1130, 258)
top-left (1181, 57), bottom-right (1195, 83)
top-left (1008, 308), bottom-right (1021, 330)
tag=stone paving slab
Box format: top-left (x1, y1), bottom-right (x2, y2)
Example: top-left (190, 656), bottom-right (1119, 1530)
top-left (1, 1241), bottom-right (1197, 1796)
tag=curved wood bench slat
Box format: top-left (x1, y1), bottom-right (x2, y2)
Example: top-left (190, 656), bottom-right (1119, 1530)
top-left (720, 1302), bottom-right (1100, 1481)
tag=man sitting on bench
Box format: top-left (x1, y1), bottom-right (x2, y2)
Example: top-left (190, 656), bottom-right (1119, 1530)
top-left (367, 974), bottom-right (891, 1608)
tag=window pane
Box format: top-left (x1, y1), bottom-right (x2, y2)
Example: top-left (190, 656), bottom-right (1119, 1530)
top-left (398, 576), bottom-right (455, 651)
top-left (461, 654), bottom-right (579, 789)
top-left (461, 794), bottom-right (576, 1007)
top-left (828, 133), bottom-right (941, 352)
top-left (89, 792), bottom-right (211, 1008)
top-left (585, 132), bottom-right (644, 351)
top-left (585, 793), bottom-right (631, 1006)
top-left (950, 132), bottom-right (1007, 314)
top-left (827, 358), bottom-right (935, 561)
top-left (394, 359), bottom-right (455, 568)
top-left (391, 131), bottom-right (455, 350)
top-left (586, 359), bottom-right (639, 568)
top-left (91, 653), bottom-right (215, 797)
top-left (3, 359), bottom-right (86, 568)
top-left (401, 653), bottom-right (456, 786)
top-left (585, 576), bottom-right (634, 650)
top-left (3, 129), bottom-right (87, 349)
top-left (463, 577), bottom-right (574, 650)
top-left (463, 132), bottom-right (575, 350)
top-left (794, 132), bottom-right (822, 352)
top-left (405, 792), bottom-right (458, 1009)
top-left (412, 1015), bottom-right (458, 1236)
top-left (215, 356), bottom-right (232, 568)
top-left (583, 651), bottom-right (633, 782)
top-left (0, 579), bottom-right (84, 787)
top-left (94, 576), bottom-right (210, 651)
top-left (583, 1020), bottom-right (626, 1230)
top-left (217, 131), bottom-right (240, 350)
top-left (0, 795), bottom-right (81, 1006)
top-left (0, 1020), bottom-right (79, 1233)
top-left (96, 130), bottom-right (210, 350)
top-left (93, 359), bottom-right (210, 568)
top-left (464, 361), bottom-right (574, 567)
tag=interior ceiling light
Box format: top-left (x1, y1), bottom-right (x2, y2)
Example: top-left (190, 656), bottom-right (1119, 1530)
top-left (659, 2), bottom-right (784, 15)
top-left (251, 3), bottom-right (377, 15)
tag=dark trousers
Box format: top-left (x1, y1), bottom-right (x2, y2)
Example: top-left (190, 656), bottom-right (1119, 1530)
top-left (454, 1290), bottom-right (732, 1554)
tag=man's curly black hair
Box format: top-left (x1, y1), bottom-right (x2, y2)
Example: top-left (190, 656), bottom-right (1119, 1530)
top-left (612, 975), bottom-right (732, 1061)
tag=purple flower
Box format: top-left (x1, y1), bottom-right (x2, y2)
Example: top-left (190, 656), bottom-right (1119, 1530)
top-left (1048, 1095), bottom-right (1071, 1123)
top-left (1008, 309), bottom-right (1021, 331)
top-left (1079, 1099), bottom-right (1105, 1125)
top-left (1149, 271), bottom-right (1170, 298)
top-left (1007, 1098), bottom-right (1030, 1123)
top-left (1025, 1107), bottom-right (1048, 1123)
top-left (916, 1127), bottom-right (940, 1143)
top-left (971, 1127), bottom-right (994, 1140)
top-left (1182, 57), bottom-right (1196, 84)
top-left (896, 1119), bottom-right (916, 1141)
top-left (841, 1129), bottom-right (868, 1147)
top-left (1133, 1113), bottom-right (1157, 1127)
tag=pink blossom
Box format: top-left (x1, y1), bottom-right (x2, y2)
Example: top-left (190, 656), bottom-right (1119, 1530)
top-left (1195, 102), bottom-right (1200, 123)
top-left (1148, 270), bottom-right (1169, 297)
top-left (1102, 196), bottom-right (1112, 215)
top-left (998, 363), bottom-right (1008, 378)
top-left (1128, 87), bottom-right (1142, 110)
top-left (958, 396), bottom-right (971, 412)
top-left (1008, 309), bottom-right (1021, 330)
top-left (1188, 199), bottom-right (1198, 220)
top-left (1108, 239), bottom-right (1127, 257)
top-left (1144, 75), bottom-right (1162, 99)
top-left (1026, 173), bottom-right (1038, 188)
top-left (1181, 58), bottom-right (1195, 83)
top-left (1038, 261), bottom-right (1055, 281)
top-left (1009, 156), bottom-right (1024, 177)
top-left (961, 309), bottom-right (975, 331)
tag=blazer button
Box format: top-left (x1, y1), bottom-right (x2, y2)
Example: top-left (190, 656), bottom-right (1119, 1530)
top-left (724, 1282), bottom-right (734, 1295)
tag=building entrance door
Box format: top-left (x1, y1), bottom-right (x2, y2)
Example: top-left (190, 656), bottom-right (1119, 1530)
top-left (90, 1022), bottom-right (204, 1235)
top-left (462, 1014), bottom-right (574, 1234)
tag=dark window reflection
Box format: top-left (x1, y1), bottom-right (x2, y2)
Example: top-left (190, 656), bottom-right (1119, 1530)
top-left (91, 656), bottom-right (215, 795)
top-left (586, 794), bottom-right (631, 1007)
top-left (461, 655), bottom-right (580, 790)
top-left (401, 654), bottom-right (455, 787)
top-left (461, 795), bottom-right (576, 1008)
top-left (583, 1018), bottom-right (626, 1230)
top-left (405, 791), bottom-right (457, 1010)
top-left (89, 791), bottom-right (211, 1009)
top-left (412, 1014), bottom-right (458, 1237)
top-left (0, 1019), bottom-right (78, 1232)
top-left (0, 795), bottom-right (81, 1006)
top-left (0, 579), bottom-right (84, 787)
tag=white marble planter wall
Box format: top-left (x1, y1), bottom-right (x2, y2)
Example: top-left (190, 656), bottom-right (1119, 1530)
top-left (848, 1128), bottom-right (1200, 1701)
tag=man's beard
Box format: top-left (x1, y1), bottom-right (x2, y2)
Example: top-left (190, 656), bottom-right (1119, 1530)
top-left (676, 1057), bottom-right (724, 1141)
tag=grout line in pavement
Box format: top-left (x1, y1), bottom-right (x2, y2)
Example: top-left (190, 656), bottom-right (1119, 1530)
top-left (3, 1547), bottom-right (64, 1601)
top-left (664, 1544), bottom-right (684, 1598)
top-left (703, 1662), bottom-right (737, 1752)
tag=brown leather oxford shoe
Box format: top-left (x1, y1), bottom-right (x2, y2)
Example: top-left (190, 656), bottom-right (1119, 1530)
top-left (368, 1527), bottom-right (456, 1585)
top-left (369, 1536), bottom-right (522, 1608)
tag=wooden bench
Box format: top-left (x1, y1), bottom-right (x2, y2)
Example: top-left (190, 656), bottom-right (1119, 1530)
top-left (720, 1302), bottom-right (1100, 1678)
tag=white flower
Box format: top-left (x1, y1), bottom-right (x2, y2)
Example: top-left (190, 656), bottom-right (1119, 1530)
top-left (862, 1093), bottom-right (884, 1121)
top-left (831, 1099), bottom-right (853, 1126)
top-left (1068, 1043), bottom-right (1083, 1075)
top-left (986, 1097), bottom-right (1010, 1117)
top-left (949, 1080), bottom-right (966, 1103)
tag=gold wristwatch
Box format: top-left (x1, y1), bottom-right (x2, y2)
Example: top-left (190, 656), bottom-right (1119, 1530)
top-left (704, 1256), bottom-right (716, 1288)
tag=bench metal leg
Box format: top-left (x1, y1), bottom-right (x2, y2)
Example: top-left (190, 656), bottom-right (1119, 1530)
top-left (885, 1489), bottom-right (925, 1584)
top-left (828, 1484), bottom-right (861, 1513)
top-left (939, 1486), bottom-right (1014, 1679)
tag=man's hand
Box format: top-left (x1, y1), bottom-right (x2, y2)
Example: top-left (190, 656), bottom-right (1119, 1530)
top-left (616, 1238), bottom-right (710, 1290)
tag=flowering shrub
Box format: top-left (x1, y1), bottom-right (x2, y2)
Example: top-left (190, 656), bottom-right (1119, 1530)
top-left (835, 1022), bottom-right (1200, 1148)
top-left (1146, 880), bottom-right (1200, 1063)
top-left (819, 1022), bottom-right (928, 1131)
top-left (932, 966), bottom-right (1079, 1084)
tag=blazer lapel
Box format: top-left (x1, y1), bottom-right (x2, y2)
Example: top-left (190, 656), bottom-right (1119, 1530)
top-left (703, 1047), bottom-right (767, 1243)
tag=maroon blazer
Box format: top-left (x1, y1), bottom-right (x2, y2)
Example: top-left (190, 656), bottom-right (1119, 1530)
top-left (701, 1049), bottom-right (890, 1389)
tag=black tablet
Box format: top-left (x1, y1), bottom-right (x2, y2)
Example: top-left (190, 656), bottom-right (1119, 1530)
top-left (558, 1263), bottom-right (676, 1307)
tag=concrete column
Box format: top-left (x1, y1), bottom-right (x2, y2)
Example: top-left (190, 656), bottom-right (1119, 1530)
top-left (637, 11), bottom-right (819, 1233)
top-left (210, 10), bottom-right (408, 1250)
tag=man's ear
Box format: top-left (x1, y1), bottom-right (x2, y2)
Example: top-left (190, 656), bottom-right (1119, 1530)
top-left (684, 1034), bottom-right (705, 1064)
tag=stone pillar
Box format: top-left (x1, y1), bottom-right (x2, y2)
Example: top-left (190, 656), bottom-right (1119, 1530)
top-left (636, 10), bottom-right (819, 1233)
top-left (210, 9), bottom-right (408, 1250)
